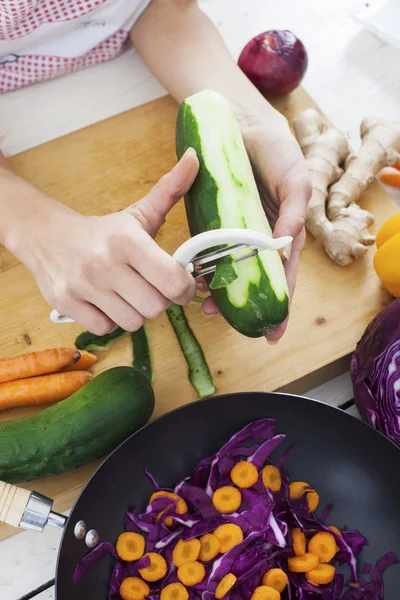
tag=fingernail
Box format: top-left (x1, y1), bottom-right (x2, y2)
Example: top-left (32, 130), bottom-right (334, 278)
top-left (283, 243), bottom-right (292, 262)
top-left (203, 312), bottom-right (218, 317)
top-left (184, 147), bottom-right (197, 157)
top-left (266, 339), bottom-right (279, 345)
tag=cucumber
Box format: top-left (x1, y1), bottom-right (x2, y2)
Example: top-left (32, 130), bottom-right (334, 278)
top-left (131, 324), bottom-right (154, 383)
top-left (0, 367), bottom-right (154, 483)
top-left (176, 90), bottom-right (289, 338)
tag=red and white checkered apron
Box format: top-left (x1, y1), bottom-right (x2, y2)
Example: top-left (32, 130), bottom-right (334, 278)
top-left (0, 0), bottom-right (150, 92)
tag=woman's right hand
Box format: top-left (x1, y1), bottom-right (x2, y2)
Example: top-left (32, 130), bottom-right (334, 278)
top-left (10, 149), bottom-right (199, 334)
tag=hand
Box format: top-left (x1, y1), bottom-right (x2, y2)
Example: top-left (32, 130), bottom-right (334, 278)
top-left (202, 112), bottom-right (311, 342)
top-left (25, 149), bottom-right (199, 334)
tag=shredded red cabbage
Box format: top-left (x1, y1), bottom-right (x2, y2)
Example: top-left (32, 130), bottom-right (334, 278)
top-left (74, 418), bottom-right (398, 598)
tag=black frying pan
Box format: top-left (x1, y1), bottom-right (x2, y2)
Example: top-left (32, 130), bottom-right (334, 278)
top-left (5, 392), bottom-right (400, 598)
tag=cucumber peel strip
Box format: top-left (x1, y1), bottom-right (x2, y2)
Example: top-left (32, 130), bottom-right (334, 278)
top-left (166, 303), bottom-right (216, 398)
top-left (75, 327), bottom-right (126, 352)
top-left (209, 257), bottom-right (239, 290)
top-left (131, 324), bottom-right (154, 383)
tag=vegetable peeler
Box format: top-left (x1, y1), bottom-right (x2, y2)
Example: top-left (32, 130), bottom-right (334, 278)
top-left (49, 228), bottom-right (292, 324)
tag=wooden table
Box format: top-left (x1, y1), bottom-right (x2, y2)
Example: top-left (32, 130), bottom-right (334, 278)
top-left (0, 0), bottom-right (399, 598)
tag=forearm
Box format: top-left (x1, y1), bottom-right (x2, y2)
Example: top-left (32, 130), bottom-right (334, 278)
top-left (130, 0), bottom-right (282, 127)
top-left (0, 155), bottom-right (69, 266)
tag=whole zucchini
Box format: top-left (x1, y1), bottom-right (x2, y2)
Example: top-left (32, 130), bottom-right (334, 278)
top-left (176, 90), bottom-right (289, 337)
top-left (0, 367), bottom-right (154, 482)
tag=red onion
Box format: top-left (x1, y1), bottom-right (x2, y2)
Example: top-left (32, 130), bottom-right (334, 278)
top-left (238, 30), bottom-right (308, 97)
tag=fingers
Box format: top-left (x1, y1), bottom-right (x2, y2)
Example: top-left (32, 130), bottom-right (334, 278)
top-left (114, 265), bottom-right (171, 319)
top-left (53, 297), bottom-right (117, 336)
top-left (85, 289), bottom-right (145, 332)
top-left (124, 227), bottom-right (197, 305)
top-left (125, 148), bottom-right (199, 238)
top-left (273, 164), bottom-right (311, 243)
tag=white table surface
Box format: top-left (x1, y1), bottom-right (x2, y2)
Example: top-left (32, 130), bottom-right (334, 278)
top-left (0, 0), bottom-right (398, 597)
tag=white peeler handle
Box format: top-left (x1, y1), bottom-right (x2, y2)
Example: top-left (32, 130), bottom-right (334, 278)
top-left (50, 229), bottom-right (292, 324)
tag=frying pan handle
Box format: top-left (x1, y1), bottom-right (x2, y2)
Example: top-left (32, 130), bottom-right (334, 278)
top-left (0, 481), bottom-right (67, 532)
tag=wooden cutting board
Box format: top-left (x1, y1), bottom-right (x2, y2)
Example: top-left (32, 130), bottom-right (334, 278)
top-left (0, 87), bottom-right (396, 542)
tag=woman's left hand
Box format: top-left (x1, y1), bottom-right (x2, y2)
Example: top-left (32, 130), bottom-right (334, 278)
top-left (202, 112), bottom-right (311, 342)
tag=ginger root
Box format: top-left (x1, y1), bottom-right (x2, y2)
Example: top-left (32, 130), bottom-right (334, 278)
top-left (293, 109), bottom-right (376, 266)
top-left (293, 110), bottom-right (400, 266)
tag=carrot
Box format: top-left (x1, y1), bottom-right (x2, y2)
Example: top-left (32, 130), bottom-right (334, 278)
top-left (306, 563), bottom-right (336, 585)
top-left (64, 350), bottom-right (98, 371)
top-left (329, 525), bottom-right (343, 552)
top-left (0, 348), bottom-right (81, 384)
top-left (292, 528), bottom-right (306, 556)
top-left (116, 532), bottom-right (145, 562)
top-left (262, 568), bottom-right (288, 592)
top-left (289, 481), bottom-right (319, 512)
top-left (214, 523), bottom-right (243, 553)
top-left (138, 553), bottom-right (167, 582)
top-left (199, 533), bottom-right (220, 562)
top-left (212, 486), bottom-right (241, 514)
top-left (172, 539), bottom-right (201, 567)
top-left (0, 371), bottom-right (92, 411)
top-left (177, 561), bottom-right (206, 586)
top-left (380, 171), bottom-right (400, 188)
top-left (287, 553), bottom-right (319, 573)
top-left (160, 583), bottom-right (189, 600)
top-left (215, 573), bottom-right (236, 599)
top-left (230, 461), bottom-right (259, 488)
top-left (308, 532), bottom-right (337, 562)
top-left (119, 577), bottom-right (150, 600)
top-left (261, 465), bottom-right (282, 492)
top-left (250, 586), bottom-right (281, 600)
top-left (151, 491), bottom-right (188, 526)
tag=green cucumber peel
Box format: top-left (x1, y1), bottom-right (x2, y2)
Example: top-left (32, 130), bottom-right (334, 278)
top-left (131, 324), bottom-right (154, 383)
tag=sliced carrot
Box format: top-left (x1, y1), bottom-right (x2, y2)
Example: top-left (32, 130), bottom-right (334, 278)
top-left (261, 465), bottom-right (282, 492)
top-left (64, 350), bottom-right (98, 371)
top-left (262, 568), bottom-right (288, 592)
top-left (172, 539), bottom-right (201, 567)
top-left (292, 528), bottom-right (306, 556)
top-left (215, 573), bottom-right (236, 599)
top-left (288, 552), bottom-right (319, 573)
top-left (116, 532), bottom-right (145, 562)
top-left (199, 533), bottom-right (220, 562)
top-left (0, 370), bottom-right (92, 411)
top-left (250, 586), bottom-right (281, 600)
top-left (177, 561), bottom-right (206, 586)
top-left (0, 347), bottom-right (81, 384)
top-left (380, 171), bottom-right (400, 188)
top-left (289, 481), bottom-right (319, 512)
top-left (119, 577), bottom-right (150, 600)
top-left (138, 553), bottom-right (167, 582)
top-left (230, 461), bottom-right (259, 488)
top-left (212, 486), bottom-right (241, 514)
top-left (308, 532), bottom-right (337, 563)
top-left (150, 491), bottom-right (188, 526)
top-left (160, 582), bottom-right (189, 600)
top-left (214, 523), bottom-right (243, 553)
top-left (306, 563), bottom-right (336, 585)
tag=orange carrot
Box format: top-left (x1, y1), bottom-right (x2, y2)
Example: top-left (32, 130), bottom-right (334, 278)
top-left (288, 553), bottom-right (319, 573)
top-left (306, 564), bottom-right (335, 585)
top-left (139, 553), bottom-right (168, 582)
top-left (230, 461), bottom-right (259, 488)
top-left (308, 532), bottom-right (337, 562)
top-left (212, 486), bottom-right (241, 514)
top-left (380, 171), bottom-right (400, 188)
top-left (0, 371), bottom-right (92, 411)
top-left (64, 350), bottom-right (98, 371)
top-left (116, 532), bottom-right (145, 561)
top-left (215, 573), bottom-right (236, 599)
top-left (261, 466), bottom-right (282, 492)
top-left (119, 577), bottom-right (150, 600)
top-left (0, 348), bottom-right (81, 384)
top-left (160, 583), bottom-right (189, 600)
top-left (177, 561), bottom-right (206, 586)
top-left (262, 568), bottom-right (288, 592)
top-left (292, 528), bottom-right (306, 556)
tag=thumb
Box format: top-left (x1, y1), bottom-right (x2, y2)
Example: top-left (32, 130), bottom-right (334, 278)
top-left (125, 148), bottom-right (199, 238)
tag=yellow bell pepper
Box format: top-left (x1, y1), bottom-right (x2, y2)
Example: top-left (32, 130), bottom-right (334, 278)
top-left (374, 214), bottom-right (400, 297)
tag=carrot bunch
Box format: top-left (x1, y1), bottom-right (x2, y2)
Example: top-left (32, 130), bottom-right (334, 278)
top-left (0, 347), bottom-right (97, 411)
